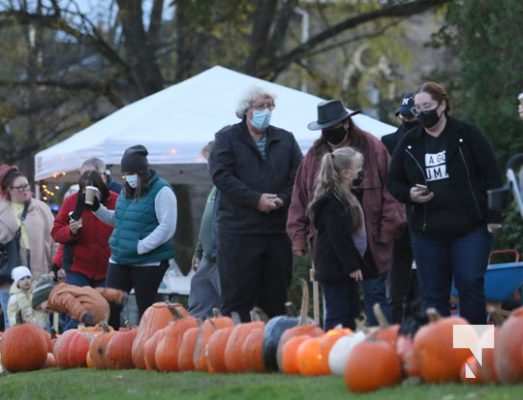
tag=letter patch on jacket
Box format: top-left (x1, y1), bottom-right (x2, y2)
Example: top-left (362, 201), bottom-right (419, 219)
top-left (425, 151), bottom-right (450, 182)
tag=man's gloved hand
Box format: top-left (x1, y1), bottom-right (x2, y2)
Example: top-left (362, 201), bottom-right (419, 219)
top-left (81, 312), bottom-right (95, 326)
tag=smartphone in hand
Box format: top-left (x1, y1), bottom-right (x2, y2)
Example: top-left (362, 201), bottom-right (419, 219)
top-left (415, 184), bottom-right (429, 194)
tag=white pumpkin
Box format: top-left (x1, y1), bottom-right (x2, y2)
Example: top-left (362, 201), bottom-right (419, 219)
top-left (328, 331), bottom-right (366, 375)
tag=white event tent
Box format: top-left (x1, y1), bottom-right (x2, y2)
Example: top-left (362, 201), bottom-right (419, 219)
top-left (34, 65), bottom-right (396, 182)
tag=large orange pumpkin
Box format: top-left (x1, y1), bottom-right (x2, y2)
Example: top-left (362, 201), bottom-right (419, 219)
top-left (207, 327), bottom-right (234, 373)
top-left (240, 328), bottom-right (265, 372)
top-left (224, 319), bottom-right (264, 373)
top-left (0, 323), bottom-right (49, 372)
top-left (193, 309), bottom-right (233, 371)
top-left (178, 327), bottom-right (199, 371)
top-left (155, 316), bottom-right (199, 372)
top-left (88, 325), bottom-right (116, 369)
top-left (296, 337), bottom-right (323, 376)
top-left (53, 329), bottom-right (94, 368)
top-left (494, 313), bottom-right (523, 383)
top-left (143, 328), bottom-right (168, 370)
top-left (131, 302), bottom-right (189, 369)
top-left (413, 311), bottom-right (471, 383)
top-left (281, 335), bottom-right (311, 374)
top-left (345, 340), bottom-right (402, 393)
top-left (106, 328), bottom-right (137, 369)
top-left (277, 324), bottom-right (323, 371)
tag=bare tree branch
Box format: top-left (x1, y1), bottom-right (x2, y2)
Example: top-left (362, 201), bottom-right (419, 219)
top-left (148, 0), bottom-right (164, 49)
top-left (259, 0), bottom-right (451, 78)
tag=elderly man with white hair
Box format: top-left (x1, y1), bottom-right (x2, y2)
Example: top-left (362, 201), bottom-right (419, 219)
top-left (209, 87), bottom-right (303, 322)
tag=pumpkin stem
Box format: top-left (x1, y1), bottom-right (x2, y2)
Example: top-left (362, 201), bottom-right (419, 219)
top-left (231, 311), bottom-right (242, 325)
top-left (373, 303), bottom-right (390, 328)
top-left (284, 302), bottom-right (297, 317)
top-left (251, 306), bottom-right (268, 322)
top-left (298, 279), bottom-right (310, 326)
top-left (100, 322), bottom-right (111, 332)
top-left (211, 307), bottom-right (221, 318)
top-left (426, 308), bottom-right (441, 322)
top-left (486, 304), bottom-right (505, 326)
top-left (167, 303), bottom-right (184, 319)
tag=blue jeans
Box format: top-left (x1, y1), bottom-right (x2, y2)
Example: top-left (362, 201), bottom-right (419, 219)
top-left (361, 274), bottom-right (391, 326)
top-left (62, 271), bottom-right (105, 331)
top-left (0, 287), bottom-right (10, 329)
top-left (411, 226), bottom-right (492, 324)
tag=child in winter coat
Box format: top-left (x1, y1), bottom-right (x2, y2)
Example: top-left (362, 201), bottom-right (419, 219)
top-left (7, 266), bottom-right (49, 329)
top-left (309, 147), bottom-right (375, 330)
top-left (32, 274), bottom-right (126, 327)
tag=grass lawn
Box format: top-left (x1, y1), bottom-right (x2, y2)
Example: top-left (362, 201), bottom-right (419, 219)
top-left (2, 369), bottom-right (523, 400)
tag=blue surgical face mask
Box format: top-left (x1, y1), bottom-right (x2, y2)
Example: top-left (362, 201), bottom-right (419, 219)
top-left (250, 109), bottom-right (272, 130)
top-left (125, 174), bottom-right (138, 189)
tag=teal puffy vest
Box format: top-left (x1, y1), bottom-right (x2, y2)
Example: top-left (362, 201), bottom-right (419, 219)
top-left (109, 172), bottom-right (175, 265)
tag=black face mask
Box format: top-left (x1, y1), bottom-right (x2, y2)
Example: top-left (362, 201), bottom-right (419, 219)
top-left (322, 126), bottom-right (347, 146)
top-left (417, 109), bottom-right (440, 129)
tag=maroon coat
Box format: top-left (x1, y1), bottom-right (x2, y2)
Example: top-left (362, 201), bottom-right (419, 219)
top-left (52, 192), bottom-right (118, 280)
top-left (287, 131), bottom-right (406, 274)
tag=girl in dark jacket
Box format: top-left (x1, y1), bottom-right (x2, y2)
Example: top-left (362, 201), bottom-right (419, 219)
top-left (310, 147), bottom-right (374, 330)
top-left (388, 81), bottom-right (503, 324)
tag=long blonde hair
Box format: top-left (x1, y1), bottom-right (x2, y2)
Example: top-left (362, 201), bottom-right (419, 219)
top-left (309, 146), bottom-right (364, 230)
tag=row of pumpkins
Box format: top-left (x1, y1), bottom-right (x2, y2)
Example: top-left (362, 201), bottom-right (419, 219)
top-left (2, 281), bottom-right (523, 393)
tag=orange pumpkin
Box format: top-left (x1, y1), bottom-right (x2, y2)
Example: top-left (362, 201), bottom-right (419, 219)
top-left (296, 337), bottom-right (323, 376)
top-left (240, 328), bottom-right (265, 372)
top-left (193, 309), bottom-right (233, 371)
top-left (106, 328), bottom-right (137, 369)
top-left (207, 327), bottom-right (234, 373)
top-left (86, 351), bottom-right (95, 368)
top-left (178, 327), bottom-right (200, 371)
top-left (281, 335), bottom-right (311, 374)
top-left (53, 329), bottom-right (94, 368)
top-left (143, 328), bottom-right (168, 370)
top-left (316, 328), bottom-right (351, 375)
top-left (224, 320), bottom-right (264, 373)
top-left (131, 302), bottom-right (189, 369)
top-left (277, 324), bottom-right (323, 371)
top-left (156, 316), bottom-right (199, 372)
top-left (494, 313), bottom-right (523, 383)
top-left (88, 325), bottom-right (116, 369)
top-left (413, 311), bottom-right (471, 383)
top-left (369, 303), bottom-right (400, 347)
top-left (345, 340), bottom-right (402, 393)
top-left (0, 323), bottom-right (49, 372)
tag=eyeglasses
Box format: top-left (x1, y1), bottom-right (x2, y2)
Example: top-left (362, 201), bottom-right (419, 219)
top-left (251, 102), bottom-right (275, 111)
top-left (10, 184), bottom-right (30, 192)
top-left (411, 102), bottom-right (439, 117)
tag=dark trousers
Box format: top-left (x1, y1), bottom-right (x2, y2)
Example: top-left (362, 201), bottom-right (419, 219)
top-left (322, 280), bottom-right (360, 330)
top-left (388, 228), bottom-right (417, 323)
top-left (106, 261), bottom-right (168, 329)
top-left (411, 226), bottom-right (492, 324)
top-left (217, 232), bottom-right (292, 322)
top-left (62, 271), bottom-right (105, 331)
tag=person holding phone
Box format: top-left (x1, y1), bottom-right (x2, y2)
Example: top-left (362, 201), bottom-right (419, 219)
top-left (52, 170), bottom-right (117, 291)
top-left (388, 81), bottom-right (503, 324)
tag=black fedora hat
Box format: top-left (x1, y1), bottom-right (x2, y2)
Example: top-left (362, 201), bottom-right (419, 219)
top-left (307, 100), bottom-right (355, 130)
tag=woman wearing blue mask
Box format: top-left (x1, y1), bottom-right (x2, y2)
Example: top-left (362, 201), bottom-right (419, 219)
top-left (87, 145), bottom-right (177, 328)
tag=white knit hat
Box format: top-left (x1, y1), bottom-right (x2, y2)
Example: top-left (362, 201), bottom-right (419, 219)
top-left (11, 266), bottom-right (32, 284)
